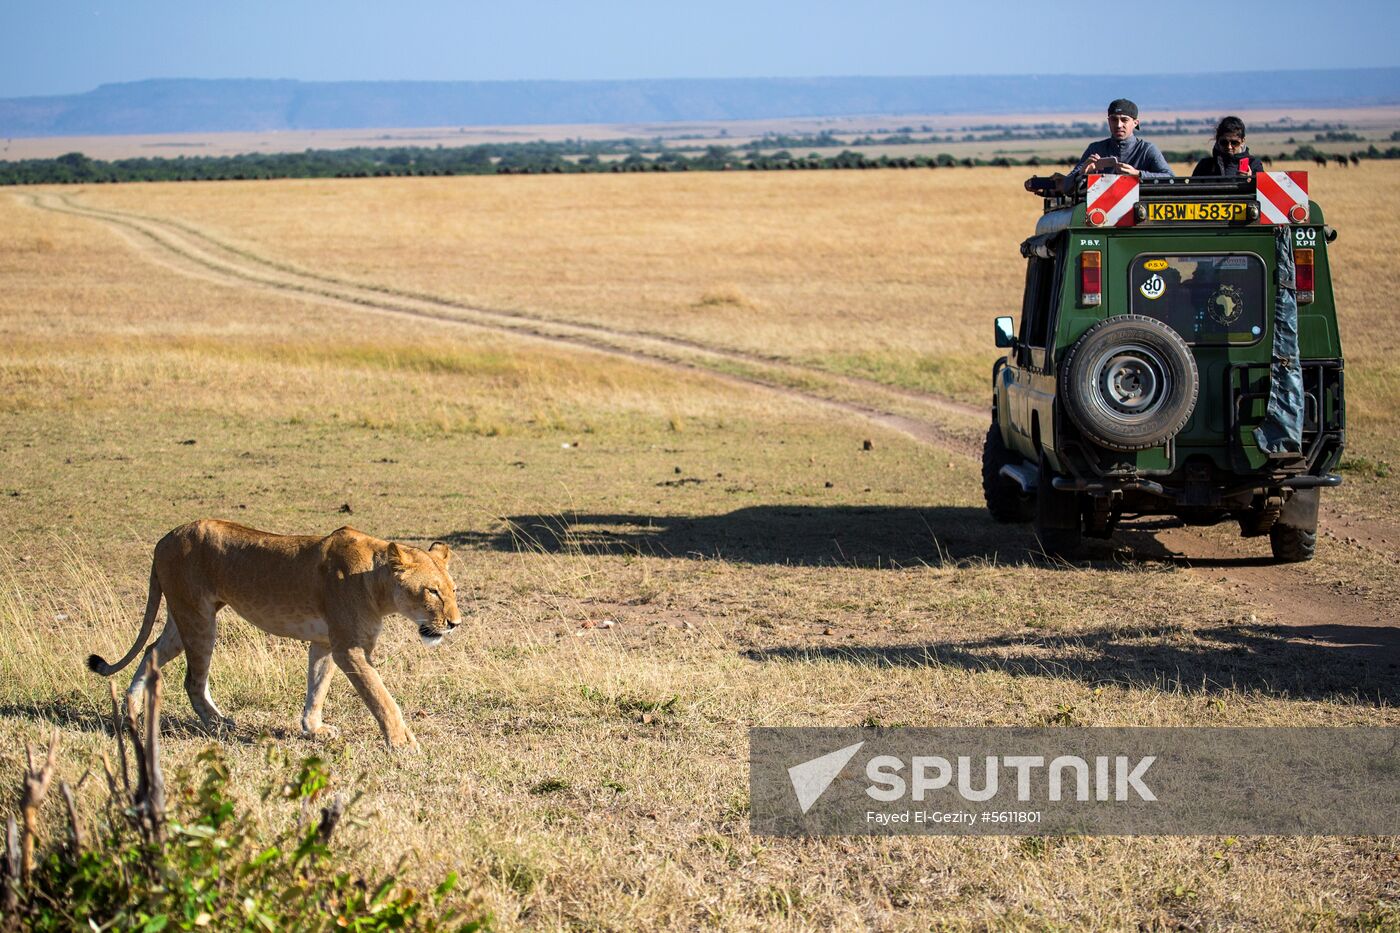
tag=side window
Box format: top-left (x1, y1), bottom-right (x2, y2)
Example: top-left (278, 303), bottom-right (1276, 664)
top-left (1017, 259), bottom-right (1041, 347)
top-left (1018, 256), bottom-right (1060, 360)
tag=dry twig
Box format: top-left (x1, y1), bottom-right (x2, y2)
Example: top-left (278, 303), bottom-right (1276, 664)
top-left (107, 681), bottom-right (130, 795)
top-left (122, 655), bottom-right (166, 843)
top-left (3, 815), bottom-right (19, 915)
top-left (60, 780), bottom-right (84, 854)
top-left (315, 794), bottom-right (348, 847)
top-left (19, 729), bottom-right (61, 883)
top-left (140, 664), bottom-right (166, 839)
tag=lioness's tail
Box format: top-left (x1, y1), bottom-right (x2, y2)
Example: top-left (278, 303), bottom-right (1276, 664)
top-left (87, 562), bottom-right (162, 676)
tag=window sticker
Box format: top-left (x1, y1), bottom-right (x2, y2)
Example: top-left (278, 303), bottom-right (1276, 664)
top-left (1208, 284), bottom-right (1244, 325)
top-left (1144, 259), bottom-right (1168, 271)
top-left (1139, 274), bottom-right (1166, 300)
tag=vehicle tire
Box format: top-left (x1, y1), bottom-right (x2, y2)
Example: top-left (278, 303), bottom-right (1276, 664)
top-left (1034, 455), bottom-right (1082, 557)
top-left (1271, 488), bottom-right (1319, 562)
top-left (1269, 524), bottom-right (1317, 563)
top-left (982, 423), bottom-right (1033, 523)
top-left (1060, 315), bottom-right (1199, 452)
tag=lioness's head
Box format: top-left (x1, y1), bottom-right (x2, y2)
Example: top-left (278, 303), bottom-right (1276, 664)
top-left (385, 541), bottom-right (462, 646)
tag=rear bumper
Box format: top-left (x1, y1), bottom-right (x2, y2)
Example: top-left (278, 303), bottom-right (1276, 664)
top-left (996, 461), bottom-right (1342, 507)
top-left (1050, 471), bottom-right (1342, 496)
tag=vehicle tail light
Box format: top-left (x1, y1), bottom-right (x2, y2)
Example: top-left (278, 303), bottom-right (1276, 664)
top-left (1295, 248), bottom-right (1314, 303)
top-left (1080, 250), bottom-right (1102, 306)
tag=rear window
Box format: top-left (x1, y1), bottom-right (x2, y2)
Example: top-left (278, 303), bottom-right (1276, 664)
top-left (1128, 254), bottom-right (1266, 346)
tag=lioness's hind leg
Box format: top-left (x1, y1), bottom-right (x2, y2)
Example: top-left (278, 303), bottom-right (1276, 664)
top-left (301, 643), bottom-right (338, 738)
top-left (127, 622), bottom-right (185, 715)
top-left (171, 600), bottom-right (232, 732)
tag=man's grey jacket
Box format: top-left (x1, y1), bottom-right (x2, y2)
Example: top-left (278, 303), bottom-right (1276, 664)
top-left (1070, 136), bottom-right (1175, 182)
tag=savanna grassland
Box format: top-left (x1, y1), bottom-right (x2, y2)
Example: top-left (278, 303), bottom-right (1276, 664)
top-left (2, 164), bottom-right (1399, 930)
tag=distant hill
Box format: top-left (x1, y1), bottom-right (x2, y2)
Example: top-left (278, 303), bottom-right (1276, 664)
top-left (3, 70), bottom-right (1399, 138)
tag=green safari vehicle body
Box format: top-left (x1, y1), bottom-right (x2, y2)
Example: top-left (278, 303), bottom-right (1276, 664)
top-left (985, 173), bottom-right (1344, 561)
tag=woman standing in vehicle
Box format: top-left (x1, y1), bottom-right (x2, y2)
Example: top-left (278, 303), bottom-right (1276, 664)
top-left (1192, 116), bottom-right (1264, 177)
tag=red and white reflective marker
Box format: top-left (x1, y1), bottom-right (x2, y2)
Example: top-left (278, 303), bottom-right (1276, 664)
top-left (1085, 174), bottom-right (1140, 227)
top-left (1086, 171), bottom-right (1308, 226)
top-left (1255, 171), bottom-right (1310, 225)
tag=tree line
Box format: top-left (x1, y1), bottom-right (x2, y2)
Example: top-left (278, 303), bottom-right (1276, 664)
top-left (4, 140), bottom-right (1399, 186)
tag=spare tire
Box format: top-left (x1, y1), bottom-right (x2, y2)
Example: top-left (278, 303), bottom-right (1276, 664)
top-left (1060, 315), bottom-right (1198, 452)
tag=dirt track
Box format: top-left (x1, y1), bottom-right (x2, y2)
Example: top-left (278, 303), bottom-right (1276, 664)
top-left (18, 191), bottom-right (1398, 662)
top-left (19, 192), bottom-right (983, 454)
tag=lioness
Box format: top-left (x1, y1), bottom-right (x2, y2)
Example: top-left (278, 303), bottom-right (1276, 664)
top-left (88, 519), bottom-right (462, 749)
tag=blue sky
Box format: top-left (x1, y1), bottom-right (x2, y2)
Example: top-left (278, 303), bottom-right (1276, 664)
top-left (4, 0), bottom-right (1398, 98)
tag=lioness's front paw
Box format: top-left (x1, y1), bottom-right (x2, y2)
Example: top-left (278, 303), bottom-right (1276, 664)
top-left (302, 723), bottom-right (341, 740)
top-left (387, 728), bottom-right (420, 753)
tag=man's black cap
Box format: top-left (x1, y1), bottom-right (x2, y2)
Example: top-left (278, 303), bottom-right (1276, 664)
top-left (1108, 98), bottom-right (1139, 119)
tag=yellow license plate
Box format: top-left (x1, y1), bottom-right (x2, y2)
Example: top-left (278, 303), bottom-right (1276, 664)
top-left (1145, 201), bottom-right (1249, 222)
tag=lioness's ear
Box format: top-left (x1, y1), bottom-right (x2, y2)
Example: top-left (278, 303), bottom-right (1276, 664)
top-left (428, 542), bottom-right (451, 565)
top-left (386, 542), bottom-right (410, 571)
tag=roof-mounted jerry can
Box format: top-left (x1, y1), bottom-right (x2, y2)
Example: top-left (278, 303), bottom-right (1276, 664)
top-left (986, 171), bottom-right (1344, 561)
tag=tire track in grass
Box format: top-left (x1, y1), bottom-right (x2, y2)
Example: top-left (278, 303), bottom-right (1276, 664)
top-left (31, 193), bottom-right (985, 415)
top-left (20, 191), bottom-right (981, 456)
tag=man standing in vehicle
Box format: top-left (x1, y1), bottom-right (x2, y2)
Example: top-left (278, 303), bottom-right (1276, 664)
top-left (1025, 98), bottom-right (1174, 195)
top-left (1072, 99), bottom-right (1174, 180)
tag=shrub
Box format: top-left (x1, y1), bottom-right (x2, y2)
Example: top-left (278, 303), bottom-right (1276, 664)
top-left (1, 671), bottom-right (487, 931)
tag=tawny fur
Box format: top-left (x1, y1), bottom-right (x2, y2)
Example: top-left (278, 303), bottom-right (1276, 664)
top-left (88, 519), bottom-right (462, 749)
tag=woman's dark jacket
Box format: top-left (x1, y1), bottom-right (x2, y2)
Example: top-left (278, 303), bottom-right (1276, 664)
top-left (1192, 146), bottom-right (1265, 177)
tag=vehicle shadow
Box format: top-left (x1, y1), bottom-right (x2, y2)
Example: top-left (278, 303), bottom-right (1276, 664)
top-left (1111, 520), bottom-right (1284, 568)
top-left (744, 620), bottom-right (1400, 705)
top-left (442, 505), bottom-right (1132, 569)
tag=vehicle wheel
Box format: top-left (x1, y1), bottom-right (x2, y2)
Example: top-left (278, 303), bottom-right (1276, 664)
top-left (982, 424), bottom-right (1033, 523)
top-left (1269, 524), bottom-right (1317, 562)
top-left (1035, 456), bottom-right (1082, 556)
top-left (1060, 315), bottom-right (1199, 452)
top-left (1271, 488), bottom-right (1319, 562)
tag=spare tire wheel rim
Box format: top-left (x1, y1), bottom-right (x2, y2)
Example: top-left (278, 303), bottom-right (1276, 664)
top-left (1093, 343), bottom-right (1170, 423)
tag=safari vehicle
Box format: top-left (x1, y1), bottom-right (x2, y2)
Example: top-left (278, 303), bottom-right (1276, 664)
top-left (984, 171), bottom-right (1344, 561)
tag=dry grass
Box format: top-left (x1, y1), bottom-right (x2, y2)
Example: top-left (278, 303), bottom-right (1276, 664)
top-left (2, 170), bottom-right (1399, 929)
top-left (63, 171), bottom-right (1036, 377)
top-left (68, 165), bottom-right (1400, 388)
top-left (67, 163), bottom-right (1400, 516)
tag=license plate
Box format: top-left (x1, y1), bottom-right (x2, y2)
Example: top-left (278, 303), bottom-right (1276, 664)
top-left (1145, 201), bottom-right (1249, 222)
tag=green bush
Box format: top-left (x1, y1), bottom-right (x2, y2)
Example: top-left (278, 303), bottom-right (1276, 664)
top-left (9, 747), bottom-right (487, 932)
